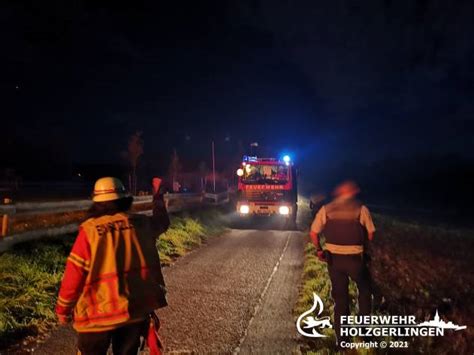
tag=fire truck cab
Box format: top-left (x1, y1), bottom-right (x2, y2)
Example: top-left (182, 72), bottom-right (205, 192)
top-left (236, 155), bottom-right (297, 228)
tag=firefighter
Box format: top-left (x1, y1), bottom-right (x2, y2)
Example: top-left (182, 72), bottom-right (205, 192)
top-left (309, 193), bottom-right (326, 220)
top-left (309, 181), bottom-right (375, 346)
top-left (56, 177), bottom-right (168, 355)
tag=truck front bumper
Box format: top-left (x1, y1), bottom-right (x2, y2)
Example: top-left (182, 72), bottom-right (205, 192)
top-left (237, 202), bottom-right (293, 217)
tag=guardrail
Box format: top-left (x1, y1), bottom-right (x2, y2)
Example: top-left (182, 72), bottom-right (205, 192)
top-left (0, 192), bottom-right (225, 216)
top-left (1, 195), bottom-right (154, 216)
top-left (0, 191), bottom-right (231, 252)
top-left (203, 191), bottom-right (230, 204)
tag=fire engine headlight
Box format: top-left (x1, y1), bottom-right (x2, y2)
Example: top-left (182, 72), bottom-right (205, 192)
top-left (240, 205), bottom-right (250, 214)
top-left (279, 206), bottom-right (290, 215)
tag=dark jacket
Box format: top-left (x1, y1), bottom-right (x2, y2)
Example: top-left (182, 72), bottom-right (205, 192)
top-left (151, 192), bottom-right (170, 235)
top-left (129, 194), bottom-right (170, 309)
top-left (130, 211), bottom-right (168, 309)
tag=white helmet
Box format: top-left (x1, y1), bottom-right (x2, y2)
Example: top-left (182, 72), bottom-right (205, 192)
top-left (92, 177), bottom-right (128, 202)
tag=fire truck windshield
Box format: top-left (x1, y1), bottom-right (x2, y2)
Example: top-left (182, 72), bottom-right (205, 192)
top-left (242, 164), bottom-right (289, 185)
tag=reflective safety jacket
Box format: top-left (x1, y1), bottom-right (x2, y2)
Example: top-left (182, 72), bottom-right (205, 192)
top-left (56, 213), bottom-right (166, 332)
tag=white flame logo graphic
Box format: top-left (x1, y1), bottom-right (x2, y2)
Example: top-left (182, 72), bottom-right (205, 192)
top-left (296, 292), bottom-right (332, 338)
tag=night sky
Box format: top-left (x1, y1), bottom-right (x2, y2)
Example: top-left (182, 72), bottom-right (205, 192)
top-left (2, 1), bottom-right (474, 187)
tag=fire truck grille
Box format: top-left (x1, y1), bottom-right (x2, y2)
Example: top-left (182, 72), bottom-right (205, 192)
top-left (245, 191), bottom-right (284, 201)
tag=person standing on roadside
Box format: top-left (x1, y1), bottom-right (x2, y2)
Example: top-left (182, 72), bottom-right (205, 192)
top-left (309, 192), bottom-right (327, 220)
top-left (309, 180), bottom-right (376, 346)
top-left (151, 176), bottom-right (170, 234)
top-left (56, 177), bottom-right (168, 355)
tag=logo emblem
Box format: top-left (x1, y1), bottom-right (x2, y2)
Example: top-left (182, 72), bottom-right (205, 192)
top-left (296, 292), bottom-right (332, 337)
top-left (417, 310), bottom-right (467, 331)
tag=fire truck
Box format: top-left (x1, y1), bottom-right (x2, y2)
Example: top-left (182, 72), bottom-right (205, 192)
top-left (235, 155), bottom-right (297, 228)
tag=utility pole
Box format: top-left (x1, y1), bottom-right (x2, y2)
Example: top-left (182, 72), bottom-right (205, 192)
top-left (212, 141), bottom-right (216, 192)
top-left (250, 142), bottom-right (258, 155)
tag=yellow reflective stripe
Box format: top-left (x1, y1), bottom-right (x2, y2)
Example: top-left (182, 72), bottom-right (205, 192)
top-left (325, 243), bottom-right (363, 255)
top-left (57, 295), bottom-right (76, 306)
top-left (69, 252), bottom-right (90, 267)
top-left (67, 254), bottom-right (90, 271)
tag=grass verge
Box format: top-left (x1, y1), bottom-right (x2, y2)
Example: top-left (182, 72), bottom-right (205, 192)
top-left (294, 242), bottom-right (360, 355)
top-left (0, 240), bottom-right (72, 349)
top-left (0, 207), bottom-right (226, 350)
top-left (157, 208), bottom-right (227, 265)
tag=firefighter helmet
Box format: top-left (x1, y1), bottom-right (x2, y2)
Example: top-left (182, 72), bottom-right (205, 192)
top-left (92, 177), bottom-right (128, 202)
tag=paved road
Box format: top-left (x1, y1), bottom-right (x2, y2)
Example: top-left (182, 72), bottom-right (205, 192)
top-left (29, 228), bottom-right (304, 354)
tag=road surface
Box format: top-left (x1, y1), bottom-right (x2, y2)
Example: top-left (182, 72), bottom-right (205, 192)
top-left (28, 228), bottom-right (305, 354)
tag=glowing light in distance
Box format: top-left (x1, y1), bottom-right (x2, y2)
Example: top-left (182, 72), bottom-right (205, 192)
top-left (279, 206), bottom-right (290, 215)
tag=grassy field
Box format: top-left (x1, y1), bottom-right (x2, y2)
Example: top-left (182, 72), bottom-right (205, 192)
top-left (369, 214), bottom-right (474, 353)
top-left (0, 208), bottom-right (226, 350)
top-left (295, 213), bottom-right (474, 354)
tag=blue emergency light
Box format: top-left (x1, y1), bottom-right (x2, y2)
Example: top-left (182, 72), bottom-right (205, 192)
top-left (283, 155), bottom-right (291, 163)
top-left (242, 155), bottom-right (258, 163)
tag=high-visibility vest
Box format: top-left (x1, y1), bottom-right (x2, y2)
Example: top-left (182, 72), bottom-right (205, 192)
top-left (73, 213), bottom-right (164, 332)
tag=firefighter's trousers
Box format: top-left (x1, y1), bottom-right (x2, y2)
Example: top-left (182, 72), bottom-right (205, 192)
top-left (328, 253), bottom-right (371, 342)
top-left (77, 319), bottom-right (148, 355)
